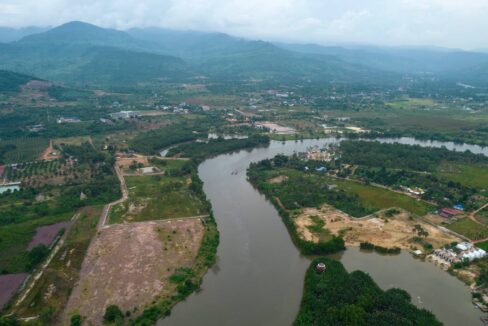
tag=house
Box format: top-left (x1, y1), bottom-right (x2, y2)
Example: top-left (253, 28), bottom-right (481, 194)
top-left (439, 207), bottom-right (463, 218)
top-left (315, 166), bottom-right (327, 172)
top-left (456, 242), bottom-right (473, 251)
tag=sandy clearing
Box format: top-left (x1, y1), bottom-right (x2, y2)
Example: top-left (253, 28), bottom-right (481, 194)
top-left (116, 154), bottom-right (149, 169)
top-left (267, 175), bottom-right (288, 184)
top-left (295, 205), bottom-right (460, 249)
top-left (64, 219), bottom-right (204, 325)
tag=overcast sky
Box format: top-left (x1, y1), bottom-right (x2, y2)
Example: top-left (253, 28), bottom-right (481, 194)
top-left (1, 0), bottom-right (487, 49)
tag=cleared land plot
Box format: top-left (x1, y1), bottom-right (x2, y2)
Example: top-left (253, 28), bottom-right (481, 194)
top-left (27, 221), bottom-right (72, 250)
top-left (447, 218), bottom-right (488, 241)
top-left (436, 162), bottom-right (488, 190)
top-left (0, 273), bottom-right (28, 309)
top-left (109, 172), bottom-right (207, 224)
top-left (11, 207), bottom-right (102, 321)
top-left (64, 219), bottom-right (204, 325)
top-left (330, 178), bottom-right (435, 216)
top-left (295, 205), bottom-right (459, 249)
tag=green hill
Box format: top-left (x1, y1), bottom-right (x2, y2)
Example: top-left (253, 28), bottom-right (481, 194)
top-left (0, 70), bottom-right (39, 93)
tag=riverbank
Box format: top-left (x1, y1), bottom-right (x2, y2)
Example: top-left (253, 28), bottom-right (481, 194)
top-left (160, 138), bottom-right (486, 326)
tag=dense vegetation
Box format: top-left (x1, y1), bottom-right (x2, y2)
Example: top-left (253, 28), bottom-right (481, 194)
top-left (0, 70), bottom-right (35, 93)
top-left (338, 141), bottom-right (487, 209)
top-left (339, 140), bottom-right (487, 172)
top-left (295, 258), bottom-right (441, 325)
top-left (166, 134), bottom-right (270, 160)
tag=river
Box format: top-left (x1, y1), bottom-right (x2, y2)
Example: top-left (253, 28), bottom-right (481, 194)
top-left (160, 137), bottom-right (487, 326)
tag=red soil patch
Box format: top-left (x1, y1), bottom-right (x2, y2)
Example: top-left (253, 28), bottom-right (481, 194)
top-left (28, 221), bottom-right (72, 250)
top-left (0, 273), bottom-right (28, 308)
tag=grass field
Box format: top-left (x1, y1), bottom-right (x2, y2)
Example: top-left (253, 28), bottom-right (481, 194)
top-left (53, 136), bottom-right (92, 147)
top-left (11, 206), bottom-right (102, 321)
top-left (329, 177), bottom-right (435, 216)
top-left (436, 162), bottom-right (488, 189)
top-left (0, 137), bottom-right (49, 164)
top-left (476, 240), bottom-right (488, 251)
top-left (447, 218), bottom-right (488, 241)
top-left (109, 172), bottom-right (208, 224)
top-left (386, 97), bottom-right (437, 109)
top-left (476, 208), bottom-right (488, 225)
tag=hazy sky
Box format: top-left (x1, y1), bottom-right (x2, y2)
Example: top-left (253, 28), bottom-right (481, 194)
top-left (1, 0), bottom-right (487, 49)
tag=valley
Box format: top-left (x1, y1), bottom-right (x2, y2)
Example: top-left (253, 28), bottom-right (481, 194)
top-left (0, 18), bottom-right (487, 326)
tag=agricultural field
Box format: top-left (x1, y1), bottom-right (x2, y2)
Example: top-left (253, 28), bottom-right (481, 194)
top-left (53, 136), bottom-right (92, 147)
top-left (436, 161), bottom-right (488, 190)
top-left (0, 209), bottom-right (73, 274)
top-left (447, 218), bottom-right (488, 241)
top-left (476, 207), bottom-right (488, 225)
top-left (10, 207), bottom-right (103, 323)
top-left (109, 160), bottom-right (209, 224)
top-left (329, 177), bottom-right (435, 216)
top-left (386, 97), bottom-right (438, 109)
top-left (0, 137), bottom-right (49, 164)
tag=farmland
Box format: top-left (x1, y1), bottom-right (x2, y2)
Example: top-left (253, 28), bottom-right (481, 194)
top-left (436, 161), bottom-right (488, 190)
top-left (329, 177), bottom-right (435, 216)
top-left (447, 218), bottom-right (488, 241)
top-left (0, 137), bottom-right (49, 164)
top-left (10, 207), bottom-right (103, 323)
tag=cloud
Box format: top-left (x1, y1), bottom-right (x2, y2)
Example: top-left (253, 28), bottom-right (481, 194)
top-left (0, 0), bottom-right (487, 49)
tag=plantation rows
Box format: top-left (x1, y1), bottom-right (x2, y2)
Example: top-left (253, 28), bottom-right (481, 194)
top-left (3, 160), bottom-right (63, 180)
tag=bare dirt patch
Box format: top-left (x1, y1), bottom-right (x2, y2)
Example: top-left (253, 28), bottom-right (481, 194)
top-left (64, 219), bottom-right (204, 325)
top-left (267, 175), bottom-right (288, 184)
top-left (295, 205), bottom-right (460, 249)
top-left (116, 154), bottom-right (149, 170)
top-left (28, 221), bottom-right (72, 250)
top-left (0, 273), bottom-right (28, 308)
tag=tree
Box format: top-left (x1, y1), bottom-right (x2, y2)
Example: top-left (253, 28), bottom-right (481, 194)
top-left (103, 305), bottom-right (124, 323)
top-left (27, 244), bottom-right (49, 270)
top-left (70, 314), bottom-right (83, 326)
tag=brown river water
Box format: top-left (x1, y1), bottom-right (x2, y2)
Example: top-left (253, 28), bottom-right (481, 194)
top-left (159, 138), bottom-right (487, 326)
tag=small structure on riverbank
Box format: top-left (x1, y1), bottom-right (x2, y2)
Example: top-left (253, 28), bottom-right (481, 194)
top-left (316, 262), bottom-right (327, 273)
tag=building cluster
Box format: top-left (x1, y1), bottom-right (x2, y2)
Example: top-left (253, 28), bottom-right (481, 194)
top-left (305, 150), bottom-right (334, 162)
top-left (109, 111), bottom-right (141, 120)
top-left (433, 242), bottom-right (486, 265)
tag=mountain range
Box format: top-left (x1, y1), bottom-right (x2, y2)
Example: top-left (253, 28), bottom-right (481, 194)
top-left (0, 21), bottom-right (487, 87)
